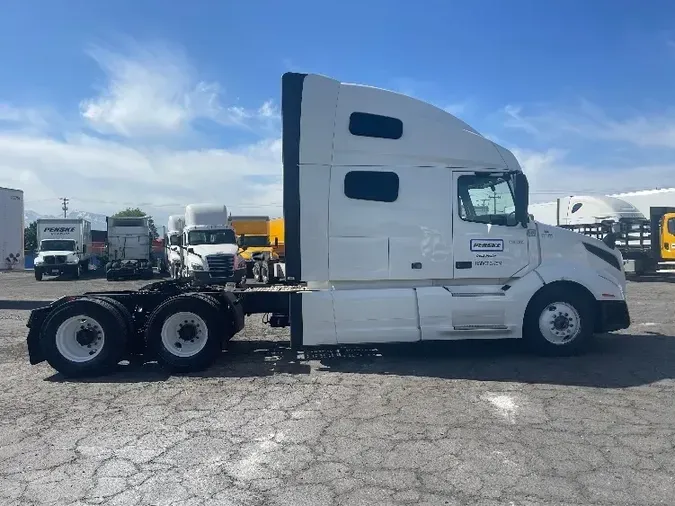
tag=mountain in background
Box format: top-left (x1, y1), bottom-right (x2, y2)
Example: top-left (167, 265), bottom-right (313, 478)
top-left (24, 210), bottom-right (109, 230)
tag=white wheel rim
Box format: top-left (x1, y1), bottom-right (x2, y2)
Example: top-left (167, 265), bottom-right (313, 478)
top-left (538, 302), bottom-right (581, 345)
top-left (55, 315), bottom-right (105, 362)
top-left (160, 312), bottom-right (209, 358)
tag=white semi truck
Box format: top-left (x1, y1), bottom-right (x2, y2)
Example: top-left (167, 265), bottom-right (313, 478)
top-left (166, 214), bottom-right (185, 279)
top-left (33, 218), bottom-right (92, 280)
top-left (180, 204), bottom-right (247, 286)
top-left (25, 72), bottom-right (630, 378)
top-left (105, 216), bottom-right (154, 281)
top-left (0, 186), bottom-right (24, 271)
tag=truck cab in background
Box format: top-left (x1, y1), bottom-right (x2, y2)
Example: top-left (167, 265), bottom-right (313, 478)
top-left (33, 218), bottom-right (92, 281)
top-left (105, 216), bottom-right (154, 281)
top-left (182, 204), bottom-right (247, 286)
top-left (165, 214), bottom-right (185, 279)
top-left (230, 215), bottom-right (286, 284)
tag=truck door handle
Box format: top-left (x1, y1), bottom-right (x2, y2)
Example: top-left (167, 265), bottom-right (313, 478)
top-left (456, 261), bottom-right (472, 269)
top-left (411, 262), bottom-right (422, 269)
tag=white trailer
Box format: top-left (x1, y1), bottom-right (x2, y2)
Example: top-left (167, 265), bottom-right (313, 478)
top-left (181, 204), bottom-right (247, 286)
top-left (34, 218), bottom-right (92, 280)
top-left (25, 72), bottom-right (630, 378)
top-left (0, 187), bottom-right (24, 271)
top-left (610, 188), bottom-right (675, 218)
top-left (166, 214), bottom-right (185, 279)
top-left (105, 216), bottom-right (154, 281)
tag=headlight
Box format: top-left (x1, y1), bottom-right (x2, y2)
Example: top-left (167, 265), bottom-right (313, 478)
top-left (66, 256), bottom-right (79, 264)
top-left (34, 257), bottom-right (44, 265)
top-left (190, 263), bottom-right (204, 271)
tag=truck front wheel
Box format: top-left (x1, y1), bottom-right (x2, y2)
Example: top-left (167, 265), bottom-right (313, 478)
top-left (145, 294), bottom-right (224, 373)
top-left (523, 286), bottom-right (594, 356)
top-left (34, 269), bottom-right (43, 281)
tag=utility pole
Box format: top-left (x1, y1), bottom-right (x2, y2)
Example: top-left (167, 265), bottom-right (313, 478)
top-left (60, 197), bottom-right (69, 218)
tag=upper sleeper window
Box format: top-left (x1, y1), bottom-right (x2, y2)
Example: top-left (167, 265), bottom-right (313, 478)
top-left (571, 202), bottom-right (583, 213)
top-left (344, 171), bottom-right (399, 203)
top-left (349, 112), bottom-right (403, 140)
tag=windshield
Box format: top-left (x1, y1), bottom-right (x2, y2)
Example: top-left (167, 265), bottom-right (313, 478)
top-left (240, 235), bottom-right (269, 248)
top-left (458, 173), bottom-right (519, 226)
top-left (169, 235), bottom-right (181, 246)
top-left (40, 239), bottom-right (75, 251)
top-left (187, 229), bottom-right (236, 246)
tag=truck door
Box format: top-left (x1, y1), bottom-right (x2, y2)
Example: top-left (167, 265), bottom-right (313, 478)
top-left (452, 171), bottom-right (531, 279)
top-left (662, 214), bottom-right (675, 260)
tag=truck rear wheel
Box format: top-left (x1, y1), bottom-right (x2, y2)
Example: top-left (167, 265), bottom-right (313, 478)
top-left (523, 286), bottom-right (594, 356)
top-left (145, 294), bottom-right (224, 373)
top-left (40, 298), bottom-right (129, 377)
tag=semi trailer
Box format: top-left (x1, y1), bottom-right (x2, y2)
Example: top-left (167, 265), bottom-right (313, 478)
top-left (0, 186), bottom-right (24, 271)
top-left (33, 218), bottom-right (92, 280)
top-left (25, 72), bottom-right (630, 378)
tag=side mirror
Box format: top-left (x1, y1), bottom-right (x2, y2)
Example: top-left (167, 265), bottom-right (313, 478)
top-left (513, 172), bottom-right (530, 227)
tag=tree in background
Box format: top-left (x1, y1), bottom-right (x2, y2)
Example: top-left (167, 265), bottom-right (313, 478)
top-left (112, 208), bottom-right (159, 239)
top-left (24, 221), bottom-right (37, 251)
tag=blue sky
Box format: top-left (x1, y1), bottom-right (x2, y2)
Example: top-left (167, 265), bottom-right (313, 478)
top-left (2, 0), bottom-right (675, 224)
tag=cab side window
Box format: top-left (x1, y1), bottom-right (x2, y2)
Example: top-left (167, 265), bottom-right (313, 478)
top-left (458, 174), bottom-right (518, 226)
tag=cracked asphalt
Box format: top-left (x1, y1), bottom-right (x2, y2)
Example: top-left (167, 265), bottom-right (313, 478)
top-left (1, 270), bottom-right (675, 505)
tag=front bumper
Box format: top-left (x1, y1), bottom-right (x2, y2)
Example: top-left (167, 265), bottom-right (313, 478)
top-left (192, 266), bottom-right (247, 284)
top-left (596, 300), bottom-right (631, 332)
top-left (35, 263), bottom-right (76, 274)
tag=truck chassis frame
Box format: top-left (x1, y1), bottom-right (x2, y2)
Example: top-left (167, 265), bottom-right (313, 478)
top-left (26, 278), bottom-right (304, 377)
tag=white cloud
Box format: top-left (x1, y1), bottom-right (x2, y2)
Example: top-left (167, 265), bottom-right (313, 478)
top-left (0, 132), bottom-right (283, 219)
top-left (0, 40), bottom-right (284, 224)
top-left (79, 42), bottom-right (278, 138)
top-left (511, 146), bottom-right (675, 203)
top-left (503, 100), bottom-right (675, 149)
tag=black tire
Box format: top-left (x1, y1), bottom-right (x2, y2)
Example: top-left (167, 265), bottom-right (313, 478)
top-left (40, 298), bottom-right (129, 377)
top-left (523, 285), bottom-right (594, 356)
top-left (72, 264), bottom-right (81, 280)
top-left (34, 269), bottom-right (43, 281)
top-left (145, 294), bottom-right (225, 373)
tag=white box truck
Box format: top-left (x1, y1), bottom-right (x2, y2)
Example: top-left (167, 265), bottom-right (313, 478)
top-left (0, 186), bottom-right (24, 270)
top-left (105, 216), bottom-right (154, 281)
top-left (181, 204), bottom-right (247, 286)
top-left (25, 72), bottom-right (630, 378)
top-left (33, 218), bottom-right (92, 280)
top-left (166, 214), bottom-right (185, 279)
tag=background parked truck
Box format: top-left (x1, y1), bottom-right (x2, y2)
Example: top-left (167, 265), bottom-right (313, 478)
top-left (0, 186), bottom-right (24, 271)
top-left (105, 215), bottom-right (154, 281)
top-left (33, 218), bottom-right (92, 280)
top-left (181, 204), bottom-right (247, 286)
top-left (230, 215), bottom-right (285, 284)
top-left (530, 196), bottom-right (675, 275)
top-left (165, 214), bottom-right (185, 279)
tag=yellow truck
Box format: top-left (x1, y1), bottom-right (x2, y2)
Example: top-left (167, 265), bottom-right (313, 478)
top-left (653, 209), bottom-right (675, 261)
top-left (230, 215), bottom-right (285, 283)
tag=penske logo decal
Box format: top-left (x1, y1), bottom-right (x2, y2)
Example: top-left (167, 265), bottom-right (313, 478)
top-left (470, 239), bottom-right (504, 252)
